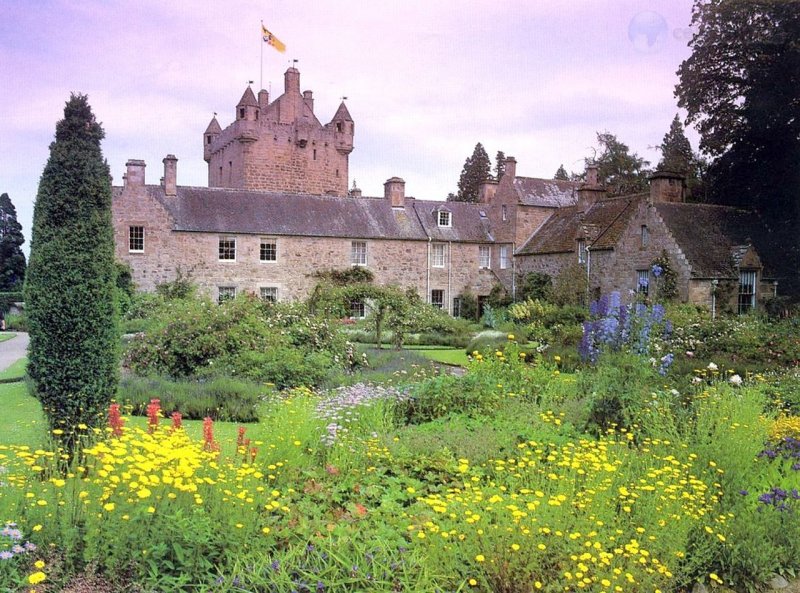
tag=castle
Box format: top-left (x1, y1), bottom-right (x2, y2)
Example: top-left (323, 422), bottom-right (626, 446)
top-left (112, 67), bottom-right (782, 315)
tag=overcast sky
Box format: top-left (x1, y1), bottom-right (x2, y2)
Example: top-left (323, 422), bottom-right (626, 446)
top-left (0, 0), bottom-right (698, 254)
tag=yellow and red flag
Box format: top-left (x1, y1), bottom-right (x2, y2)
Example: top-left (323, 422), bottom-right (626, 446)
top-left (261, 24), bottom-right (286, 53)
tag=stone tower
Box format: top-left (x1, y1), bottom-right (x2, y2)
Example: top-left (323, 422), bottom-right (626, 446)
top-left (204, 67), bottom-right (354, 195)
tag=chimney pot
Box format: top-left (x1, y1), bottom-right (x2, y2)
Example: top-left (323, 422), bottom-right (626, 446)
top-left (163, 154), bottom-right (178, 196)
top-left (384, 176), bottom-right (406, 208)
top-left (503, 156), bottom-right (517, 180)
top-left (125, 159), bottom-right (146, 188)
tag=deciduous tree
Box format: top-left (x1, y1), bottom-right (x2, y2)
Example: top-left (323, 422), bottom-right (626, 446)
top-left (588, 132), bottom-right (650, 196)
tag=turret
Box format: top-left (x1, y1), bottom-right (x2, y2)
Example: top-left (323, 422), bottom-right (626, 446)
top-left (236, 86), bottom-right (259, 122)
top-left (330, 101), bottom-right (354, 155)
top-left (284, 67), bottom-right (300, 94)
top-left (203, 115), bottom-right (222, 162)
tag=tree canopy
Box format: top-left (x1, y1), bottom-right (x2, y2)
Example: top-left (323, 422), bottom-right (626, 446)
top-left (554, 164), bottom-right (570, 181)
top-left (0, 192), bottom-right (26, 291)
top-left (676, 0), bottom-right (800, 217)
top-left (450, 143), bottom-right (491, 202)
top-left (588, 132), bottom-right (650, 196)
top-left (25, 94), bottom-right (119, 450)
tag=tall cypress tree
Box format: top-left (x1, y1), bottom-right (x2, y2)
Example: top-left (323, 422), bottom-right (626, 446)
top-left (451, 143), bottom-right (491, 202)
top-left (0, 193), bottom-right (26, 291)
top-left (25, 94), bottom-right (118, 450)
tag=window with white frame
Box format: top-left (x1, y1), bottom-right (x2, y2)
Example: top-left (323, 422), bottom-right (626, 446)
top-left (578, 239), bottom-right (587, 264)
top-left (637, 270), bottom-right (649, 296)
top-left (500, 245), bottom-right (509, 269)
top-left (738, 270), bottom-right (757, 314)
top-left (452, 297), bottom-right (462, 318)
top-left (351, 241), bottom-right (367, 266)
top-left (431, 289), bottom-right (444, 309)
top-left (129, 226), bottom-right (144, 252)
top-left (350, 299), bottom-right (366, 319)
top-left (438, 210), bottom-right (451, 227)
top-left (479, 245), bottom-right (491, 269)
top-left (260, 286), bottom-right (278, 303)
top-left (641, 225), bottom-right (649, 247)
top-left (218, 236), bottom-right (236, 261)
top-left (260, 237), bottom-right (277, 262)
top-left (218, 286), bottom-right (236, 303)
top-left (432, 243), bottom-right (446, 267)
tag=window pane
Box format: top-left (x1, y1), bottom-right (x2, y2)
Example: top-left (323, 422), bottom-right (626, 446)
top-left (218, 286), bottom-right (236, 303)
top-left (500, 246), bottom-right (509, 269)
top-left (129, 226), bottom-right (144, 252)
top-left (351, 241), bottom-right (367, 265)
top-left (637, 270), bottom-right (649, 296)
top-left (479, 246), bottom-right (491, 269)
top-left (219, 237), bottom-right (236, 260)
top-left (431, 289), bottom-right (444, 308)
top-left (438, 211), bottom-right (451, 227)
top-left (738, 270), bottom-right (756, 313)
top-left (350, 299), bottom-right (366, 318)
top-left (260, 286), bottom-right (278, 303)
top-left (260, 238), bottom-right (277, 262)
top-left (432, 244), bottom-right (445, 267)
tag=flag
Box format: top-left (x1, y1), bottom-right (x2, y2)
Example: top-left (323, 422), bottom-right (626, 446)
top-left (261, 24), bottom-right (286, 53)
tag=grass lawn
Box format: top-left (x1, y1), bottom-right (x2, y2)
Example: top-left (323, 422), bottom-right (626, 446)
top-left (0, 356), bottom-right (27, 382)
top-left (0, 333), bottom-right (15, 343)
top-left (406, 346), bottom-right (470, 366)
top-left (0, 379), bottom-right (256, 454)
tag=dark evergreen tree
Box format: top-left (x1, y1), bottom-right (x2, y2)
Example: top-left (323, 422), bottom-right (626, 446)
top-left (451, 143), bottom-right (491, 202)
top-left (25, 94), bottom-right (118, 451)
top-left (0, 193), bottom-right (26, 291)
top-left (676, 0), bottom-right (800, 218)
top-left (494, 150), bottom-right (506, 181)
top-left (554, 164), bottom-right (570, 181)
top-left (588, 132), bottom-right (650, 196)
top-left (657, 114), bottom-right (708, 201)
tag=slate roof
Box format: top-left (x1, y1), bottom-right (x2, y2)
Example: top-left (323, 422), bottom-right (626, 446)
top-left (131, 186), bottom-right (495, 243)
top-left (332, 102), bottom-right (353, 122)
top-left (655, 203), bottom-right (778, 278)
top-left (513, 177), bottom-right (578, 207)
top-left (237, 86), bottom-right (258, 107)
top-left (516, 196), bottom-right (639, 255)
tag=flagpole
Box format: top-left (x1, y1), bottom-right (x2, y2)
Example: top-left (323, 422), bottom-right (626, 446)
top-left (260, 20), bottom-right (264, 90)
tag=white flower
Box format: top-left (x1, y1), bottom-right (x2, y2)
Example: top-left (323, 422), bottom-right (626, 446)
top-left (707, 362), bottom-right (718, 371)
top-left (692, 377), bottom-right (702, 384)
top-left (729, 374), bottom-right (743, 386)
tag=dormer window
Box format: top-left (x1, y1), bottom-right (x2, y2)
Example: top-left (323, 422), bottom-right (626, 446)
top-left (577, 239), bottom-right (587, 264)
top-left (438, 211), bottom-right (451, 227)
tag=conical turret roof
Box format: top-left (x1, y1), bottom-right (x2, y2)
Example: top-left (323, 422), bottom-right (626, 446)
top-left (204, 116), bottom-right (222, 135)
top-left (331, 101), bottom-right (353, 122)
top-left (237, 86), bottom-right (258, 107)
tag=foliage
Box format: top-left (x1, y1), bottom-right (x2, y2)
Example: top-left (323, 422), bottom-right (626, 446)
top-left (24, 94), bottom-right (119, 451)
top-left (154, 268), bottom-right (196, 300)
top-left (677, 0), bottom-right (800, 222)
top-left (656, 114), bottom-right (707, 201)
top-left (118, 375), bottom-right (266, 422)
top-left (456, 288), bottom-right (479, 320)
top-left (494, 150), bottom-right (506, 181)
top-left (517, 271), bottom-right (552, 302)
top-left (313, 266), bottom-right (374, 286)
top-left (0, 193), bottom-right (26, 291)
top-left (125, 295), bottom-right (348, 388)
top-left (0, 291), bottom-right (23, 315)
top-left (648, 251), bottom-right (678, 302)
top-left (451, 142), bottom-right (491, 202)
top-left (486, 283), bottom-right (512, 309)
top-left (549, 262), bottom-right (588, 306)
top-left (588, 131), bottom-right (651, 196)
top-left (553, 164), bottom-right (570, 181)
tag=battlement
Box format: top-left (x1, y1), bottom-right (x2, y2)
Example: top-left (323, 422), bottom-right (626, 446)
top-left (204, 68), bottom-right (353, 196)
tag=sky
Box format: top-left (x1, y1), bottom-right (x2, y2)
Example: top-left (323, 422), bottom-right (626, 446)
top-left (0, 0), bottom-right (699, 254)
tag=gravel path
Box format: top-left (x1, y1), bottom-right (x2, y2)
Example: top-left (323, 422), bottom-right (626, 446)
top-left (0, 332), bottom-right (28, 372)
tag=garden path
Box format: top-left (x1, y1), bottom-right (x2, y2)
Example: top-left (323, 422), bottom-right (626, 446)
top-left (0, 332), bottom-right (28, 372)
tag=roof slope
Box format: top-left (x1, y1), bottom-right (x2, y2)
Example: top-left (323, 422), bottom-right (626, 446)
top-left (133, 186), bottom-right (494, 243)
top-left (517, 196), bottom-right (639, 255)
top-left (655, 203), bottom-right (778, 278)
top-left (513, 177), bottom-right (578, 207)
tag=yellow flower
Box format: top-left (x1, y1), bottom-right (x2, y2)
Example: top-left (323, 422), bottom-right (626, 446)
top-left (34, 560), bottom-right (45, 569)
top-left (103, 502), bottom-right (115, 512)
top-left (507, 334), bottom-right (515, 341)
top-left (261, 527), bottom-right (271, 534)
top-left (511, 543), bottom-right (520, 551)
top-left (475, 554), bottom-right (485, 562)
top-left (28, 572), bottom-right (46, 585)
top-left (710, 573), bottom-right (723, 584)
top-left (52, 429), bottom-right (63, 435)
top-left (32, 524), bottom-right (42, 532)
top-left (469, 578), bottom-right (477, 586)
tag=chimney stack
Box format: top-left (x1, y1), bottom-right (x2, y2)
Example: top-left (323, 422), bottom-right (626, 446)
top-left (478, 178), bottom-right (498, 203)
top-left (649, 171), bottom-right (685, 203)
top-left (384, 176), bottom-right (406, 208)
top-left (503, 156), bottom-right (517, 180)
top-left (577, 162), bottom-right (605, 211)
top-left (124, 159), bottom-right (146, 188)
top-left (285, 67), bottom-right (300, 94)
top-left (162, 154), bottom-right (178, 196)
top-left (303, 90), bottom-right (314, 113)
top-left (258, 89), bottom-right (269, 110)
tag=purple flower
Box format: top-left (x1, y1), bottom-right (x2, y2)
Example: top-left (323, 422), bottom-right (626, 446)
top-left (739, 489), bottom-right (749, 496)
top-left (651, 264), bottom-right (663, 277)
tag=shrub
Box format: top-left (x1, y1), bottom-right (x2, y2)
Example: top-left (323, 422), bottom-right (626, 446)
top-left (118, 375), bottom-right (266, 422)
top-left (516, 271), bottom-right (552, 302)
top-left (3, 312), bottom-right (27, 332)
top-left (465, 330), bottom-right (507, 354)
top-left (456, 289), bottom-right (478, 320)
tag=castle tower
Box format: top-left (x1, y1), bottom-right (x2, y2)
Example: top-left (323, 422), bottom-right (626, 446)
top-left (204, 67), bottom-right (354, 195)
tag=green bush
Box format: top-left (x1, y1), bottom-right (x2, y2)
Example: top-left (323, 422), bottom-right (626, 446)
top-left (3, 312), bottom-right (27, 332)
top-left (125, 295), bottom-right (347, 388)
top-left (118, 375), bottom-right (265, 422)
top-left (465, 330), bottom-right (507, 354)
